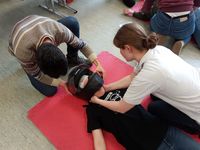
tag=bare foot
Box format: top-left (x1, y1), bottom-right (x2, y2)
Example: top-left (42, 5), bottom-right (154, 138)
top-left (123, 8), bottom-right (134, 17)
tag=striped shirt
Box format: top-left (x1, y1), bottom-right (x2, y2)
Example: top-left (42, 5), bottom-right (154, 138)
top-left (8, 15), bottom-right (96, 86)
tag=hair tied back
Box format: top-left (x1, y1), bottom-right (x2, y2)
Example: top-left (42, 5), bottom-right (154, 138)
top-left (143, 32), bottom-right (159, 49)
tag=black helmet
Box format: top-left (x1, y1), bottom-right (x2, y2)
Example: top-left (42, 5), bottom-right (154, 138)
top-left (66, 64), bottom-right (104, 100)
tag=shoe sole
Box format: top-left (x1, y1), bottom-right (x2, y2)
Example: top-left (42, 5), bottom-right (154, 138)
top-left (172, 41), bottom-right (184, 55)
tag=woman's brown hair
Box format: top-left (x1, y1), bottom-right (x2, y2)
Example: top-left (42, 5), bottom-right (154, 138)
top-left (113, 22), bottom-right (159, 51)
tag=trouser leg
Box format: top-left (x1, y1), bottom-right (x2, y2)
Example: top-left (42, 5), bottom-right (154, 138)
top-left (57, 16), bottom-right (80, 57)
top-left (148, 95), bottom-right (200, 134)
top-left (158, 127), bottom-right (200, 150)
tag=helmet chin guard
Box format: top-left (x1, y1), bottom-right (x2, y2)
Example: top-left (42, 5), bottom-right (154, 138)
top-left (66, 64), bottom-right (104, 100)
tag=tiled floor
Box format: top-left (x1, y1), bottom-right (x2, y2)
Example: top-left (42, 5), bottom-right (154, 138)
top-left (0, 0), bottom-right (200, 149)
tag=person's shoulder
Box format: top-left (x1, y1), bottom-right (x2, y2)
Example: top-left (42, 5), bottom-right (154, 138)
top-left (26, 15), bottom-right (43, 19)
top-left (149, 45), bottom-right (174, 60)
top-left (153, 45), bottom-right (171, 53)
top-left (23, 15), bottom-right (53, 22)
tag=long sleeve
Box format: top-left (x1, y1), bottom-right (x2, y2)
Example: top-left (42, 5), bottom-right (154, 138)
top-left (141, 0), bottom-right (155, 12)
top-left (19, 59), bottom-right (61, 86)
top-left (194, 0), bottom-right (200, 7)
top-left (55, 22), bottom-right (97, 62)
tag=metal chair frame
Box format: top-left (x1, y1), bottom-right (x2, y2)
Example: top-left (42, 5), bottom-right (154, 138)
top-left (39, 0), bottom-right (77, 17)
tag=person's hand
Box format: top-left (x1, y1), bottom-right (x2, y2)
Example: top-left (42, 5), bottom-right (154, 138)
top-left (59, 80), bottom-right (71, 94)
top-left (95, 64), bottom-right (105, 78)
top-left (123, 8), bottom-right (134, 17)
top-left (92, 59), bottom-right (105, 78)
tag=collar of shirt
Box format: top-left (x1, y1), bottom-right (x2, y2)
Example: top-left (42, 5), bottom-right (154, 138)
top-left (136, 49), bottom-right (153, 72)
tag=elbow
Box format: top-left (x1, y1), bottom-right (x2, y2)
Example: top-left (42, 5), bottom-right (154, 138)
top-left (116, 100), bottom-right (134, 113)
top-left (117, 108), bottom-right (130, 114)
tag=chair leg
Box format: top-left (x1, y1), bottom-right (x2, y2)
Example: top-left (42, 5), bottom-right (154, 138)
top-left (60, 0), bottom-right (78, 14)
top-left (39, 0), bottom-right (77, 17)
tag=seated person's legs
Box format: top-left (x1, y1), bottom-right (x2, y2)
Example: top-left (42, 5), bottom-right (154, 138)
top-left (151, 11), bottom-right (195, 55)
top-left (158, 126), bottom-right (200, 150)
top-left (148, 95), bottom-right (200, 134)
top-left (193, 8), bottom-right (200, 49)
top-left (87, 93), bottom-right (200, 149)
top-left (58, 16), bottom-right (80, 37)
top-left (27, 74), bottom-right (57, 96)
top-left (57, 16), bottom-right (91, 67)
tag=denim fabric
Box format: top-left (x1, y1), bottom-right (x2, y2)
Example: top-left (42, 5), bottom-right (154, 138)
top-left (150, 11), bottom-right (195, 44)
top-left (158, 127), bottom-right (200, 150)
top-left (27, 74), bottom-right (57, 97)
top-left (58, 16), bottom-right (80, 57)
top-left (193, 8), bottom-right (200, 48)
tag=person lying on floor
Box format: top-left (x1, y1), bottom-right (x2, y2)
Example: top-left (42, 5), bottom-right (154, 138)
top-left (66, 65), bottom-right (200, 150)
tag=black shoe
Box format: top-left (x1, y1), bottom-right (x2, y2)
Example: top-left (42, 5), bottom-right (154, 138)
top-left (68, 56), bottom-right (92, 68)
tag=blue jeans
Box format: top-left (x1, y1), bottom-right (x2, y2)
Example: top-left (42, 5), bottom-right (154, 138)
top-left (58, 16), bottom-right (80, 58)
top-left (158, 127), bottom-right (200, 150)
top-left (27, 74), bottom-right (57, 96)
top-left (151, 11), bottom-right (195, 44)
top-left (28, 16), bottom-right (80, 96)
top-left (193, 8), bottom-right (200, 49)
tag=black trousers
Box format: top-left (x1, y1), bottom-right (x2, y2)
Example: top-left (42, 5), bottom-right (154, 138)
top-left (148, 95), bottom-right (200, 135)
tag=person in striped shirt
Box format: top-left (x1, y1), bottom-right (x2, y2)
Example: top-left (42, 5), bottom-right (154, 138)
top-left (8, 15), bottom-right (104, 96)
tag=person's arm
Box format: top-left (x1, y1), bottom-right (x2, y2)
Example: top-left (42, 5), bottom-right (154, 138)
top-left (141, 0), bottom-right (155, 13)
top-left (80, 45), bottom-right (105, 76)
top-left (104, 73), bottom-right (135, 92)
top-left (194, 0), bottom-right (200, 8)
top-left (55, 23), bottom-right (105, 76)
top-left (90, 96), bottom-right (134, 113)
top-left (92, 129), bottom-right (106, 150)
top-left (19, 59), bottom-right (55, 85)
top-left (20, 58), bottom-right (69, 92)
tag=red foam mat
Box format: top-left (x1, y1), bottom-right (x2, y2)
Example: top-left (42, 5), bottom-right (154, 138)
top-left (28, 51), bottom-right (133, 150)
top-left (28, 51), bottom-right (200, 149)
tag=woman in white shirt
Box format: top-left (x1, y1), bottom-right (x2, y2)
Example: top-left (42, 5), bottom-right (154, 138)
top-left (90, 22), bottom-right (200, 135)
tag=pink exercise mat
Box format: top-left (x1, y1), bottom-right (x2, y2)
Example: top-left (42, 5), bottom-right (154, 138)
top-left (28, 51), bottom-right (133, 150)
top-left (28, 51), bottom-right (200, 150)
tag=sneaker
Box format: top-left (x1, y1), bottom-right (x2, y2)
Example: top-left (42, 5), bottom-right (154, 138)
top-left (171, 40), bottom-right (184, 55)
top-left (68, 56), bottom-right (92, 68)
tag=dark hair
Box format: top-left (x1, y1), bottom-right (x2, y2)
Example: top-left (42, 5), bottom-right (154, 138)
top-left (36, 43), bottom-right (68, 78)
top-left (113, 22), bottom-right (159, 51)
